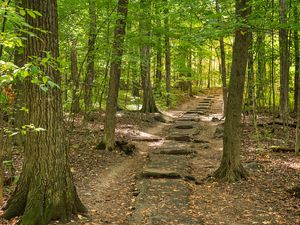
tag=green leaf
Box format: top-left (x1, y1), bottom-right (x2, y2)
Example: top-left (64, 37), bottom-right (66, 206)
top-left (19, 9), bottom-right (26, 16)
top-left (40, 85), bottom-right (48, 92)
top-left (48, 80), bottom-right (60, 89)
top-left (27, 10), bottom-right (36, 18)
top-left (31, 66), bottom-right (39, 74)
top-left (42, 76), bottom-right (48, 84)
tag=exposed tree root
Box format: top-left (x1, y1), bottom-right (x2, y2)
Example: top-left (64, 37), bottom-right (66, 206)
top-left (213, 163), bottom-right (249, 182)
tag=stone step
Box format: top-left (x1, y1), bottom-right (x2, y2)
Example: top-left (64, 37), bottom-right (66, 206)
top-left (141, 154), bottom-right (192, 179)
top-left (129, 179), bottom-right (203, 225)
top-left (152, 147), bottom-right (196, 155)
top-left (185, 110), bottom-right (204, 115)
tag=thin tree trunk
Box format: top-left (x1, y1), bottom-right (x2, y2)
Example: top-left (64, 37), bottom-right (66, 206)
top-left (271, 0), bottom-right (276, 128)
top-left (216, 0), bottom-right (227, 114)
top-left (84, 0), bottom-right (97, 115)
top-left (70, 38), bottom-right (80, 113)
top-left (279, 0), bottom-right (290, 124)
top-left (256, 32), bottom-right (267, 110)
top-left (155, 9), bottom-right (162, 95)
top-left (0, 0), bottom-right (12, 59)
top-left (140, 0), bottom-right (158, 113)
top-left (294, 6), bottom-right (299, 113)
top-left (2, 1), bottom-right (86, 224)
top-left (214, 0), bottom-right (250, 182)
top-left (294, 1), bottom-right (300, 154)
top-left (164, 0), bottom-right (171, 107)
top-left (102, 0), bottom-right (129, 151)
top-left (188, 49), bottom-right (193, 96)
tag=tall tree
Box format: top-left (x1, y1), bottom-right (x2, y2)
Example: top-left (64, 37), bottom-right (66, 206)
top-left (84, 0), bottom-right (97, 115)
top-left (294, 4), bottom-right (299, 113)
top-left (2, 0), bottom-right (86, 224)
top-left (102, 0), bottom-right (129, 151)
top-left (214, 0), bottom-right (251, 182)
top-left (164, 0), bottom-right (171, 107)
top-left (216, 0), bottom-right (227, 115)
top-left (279, 0), bottom-right (290, 122)
top-left (294, 2), bottom-right (300, 154)
top-left (70, 38), bottom-right (81, 113)
top-left (140, 0), bottom-right (159, 113)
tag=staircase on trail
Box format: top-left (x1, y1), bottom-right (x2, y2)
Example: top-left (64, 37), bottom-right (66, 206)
top-left (129, 91), bottom-right (220, 225)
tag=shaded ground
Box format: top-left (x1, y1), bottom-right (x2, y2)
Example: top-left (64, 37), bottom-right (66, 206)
top-left (1, 88), bottom-right (299, 224)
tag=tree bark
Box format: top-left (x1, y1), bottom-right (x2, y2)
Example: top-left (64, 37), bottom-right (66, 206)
top-left (84, 0), bottom-right (97, 115)
top-left (294, 5), bottom-right (300, 113)
top-left (216, 0), bottom-right (227, 115)
top-left (295, 2), bottom-right (300, 154)
top-left (2, 1), bottom-right (86, 224)
top-left (164, 0), bottom-right (171, 107)
top-left (70, 38), bottom-right (81, 113)
top-left (214, 0), bottom-right (250, 182)
top-left (140, 0), bottom-right (159, 113)
top-left (102, 0), bottom-right (129, 151)
top-left (279, 0), bottom-right (290, 122)
top-left (256, 32), bottom-right (266, 109)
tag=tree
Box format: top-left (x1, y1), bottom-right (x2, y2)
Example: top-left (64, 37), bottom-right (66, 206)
top-left (84, 0), bottom-right (97, 115)
top-left (214, 0), bottom-right (251, 182)
top-left (102, 0), bottom-right (129, 151)
top-left (140, 0), bottom-right (159, 113)
top-left (216, 0), bottom-right (227, 115)
top-left (2, 1), bottom-right (86, 224)
top-left (164, 0), bottom-right (171, 107)
top-left (279, 0), bottom-right (289, 123)
top-left (70, 38), bottom-right (81, 113)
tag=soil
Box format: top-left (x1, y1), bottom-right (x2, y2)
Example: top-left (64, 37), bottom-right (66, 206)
top-left (1, 88), bottom-right (299, 225)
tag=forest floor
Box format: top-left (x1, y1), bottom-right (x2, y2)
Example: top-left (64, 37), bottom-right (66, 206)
top-left (1, 88), bottom-right (300, 225)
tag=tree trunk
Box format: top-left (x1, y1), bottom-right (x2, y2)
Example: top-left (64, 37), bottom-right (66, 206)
top-left (279, 0), bottom-right (290, 122)
top-left (2, 1), bottom-right (86, 224)
top-left (102, 0), bottom-right (129, 151)
top-left (0, 110), bottom-right (5, 205)
top-left (256, 32), bottom-right (267, 109)
top-left (294, 2), bottom-right (300, 154)
top-left (84, 0), bottom-right (97, 115)
top-left (214, 0), bottom-right (250, 182)
top-left (155, 8), bottom-right (162, 95)
top-left (294, 5), bottom-right (299, 113)
top-left (219, 38), bottom-right (227, 114)
top-left (188, 49), bottom-right (193, 96)
top-left (70, 38), bottom-right (81, 113)
top-left (216, 0), bottom-right (227, 114)
top-left (140, 0), bottom-right (159, 113)
top-left (164, 0), bottom-right (171, 107)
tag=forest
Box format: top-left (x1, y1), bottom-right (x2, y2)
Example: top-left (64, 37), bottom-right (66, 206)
top-left (0, 0), bottom-right (299, 224)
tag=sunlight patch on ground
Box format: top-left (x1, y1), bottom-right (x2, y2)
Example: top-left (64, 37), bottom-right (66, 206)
top-left (283, 162), bottom-right (300, 170)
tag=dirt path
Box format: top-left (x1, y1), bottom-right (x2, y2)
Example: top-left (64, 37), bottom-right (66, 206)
top-left (53, 88), bottom-right (299, 225)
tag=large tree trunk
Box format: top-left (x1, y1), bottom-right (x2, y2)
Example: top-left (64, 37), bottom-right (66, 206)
top-left (164, 0), bottom-right (171, 107)
top-left (84, 0), bottom-right (97, 115)
top-left (102, 0), bottom-right (129, 151)
top-left (70, 38), bottom-right (81, 113)
top-left (214, 0), bottom-right (250, 182)
top-left (2, 1), bottom-right (86, 224)
top-left (279, 0), bottom-right (290, 122)
top-left (140, 0), bottom-right (158, 113)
